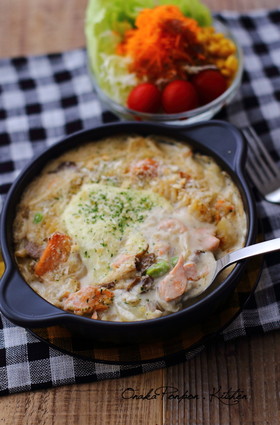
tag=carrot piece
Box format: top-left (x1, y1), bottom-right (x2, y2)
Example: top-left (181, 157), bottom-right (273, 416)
top-left (63, 286), bottom-right (114, 316)
top-left (34, 232), bottom-right (71, 276)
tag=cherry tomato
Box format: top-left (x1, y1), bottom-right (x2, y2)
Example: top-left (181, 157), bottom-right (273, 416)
top-left (161, 80), bottom-right (199, 114)
top-left (192, 70), bottom-right (227, 105)
top-left (127, 83), bottom-right (161, 113)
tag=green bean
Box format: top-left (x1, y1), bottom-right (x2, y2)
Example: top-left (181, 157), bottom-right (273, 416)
top-left (33, 212), bottom-right (43, 224)
top-left (146, 260), bottom-right (170, 278)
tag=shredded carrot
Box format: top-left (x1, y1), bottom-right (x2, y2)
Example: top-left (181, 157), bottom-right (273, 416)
top-left (117, 5), bottom-right (203, 82)
top-left (35, 232), bottom-right (71, 276)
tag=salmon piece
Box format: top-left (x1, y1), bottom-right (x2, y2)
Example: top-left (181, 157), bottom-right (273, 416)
top-left (153, 241), bottom-right (171, 257)
top-left (158, 218), bottom-right (187, 233)
top-left (184, 262), bottom-right (200, 281)
top-left (111, 247), bottom-right (151, 271)
top-left (189, 228), bottom-right (220, 252)
top-left (63, 286), bottom-right (114, 316)
top-left (130, 158), bottom-right (158, 178)
top-left (34, 233), bottom-right (71, 276)
top-left (111, 254), bottom-right (135, 270)
top-left (108, 251), bottom-right (148, 283)
top-left (158, 255), bottom-right (191, 302)
top-left (110, 253), bottom-right (137, 279)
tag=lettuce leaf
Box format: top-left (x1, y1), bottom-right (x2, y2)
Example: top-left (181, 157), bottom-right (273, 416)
top-left (85, 0), bottom-right (212, 103)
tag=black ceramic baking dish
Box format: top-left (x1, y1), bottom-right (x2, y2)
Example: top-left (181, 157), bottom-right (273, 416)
top-left (0, 120), bottom-right (257, 344)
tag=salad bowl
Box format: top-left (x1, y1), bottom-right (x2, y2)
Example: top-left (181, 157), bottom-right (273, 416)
top-left (0, 121), bottom-right (257, 344)
top-left (86, 0), bottom-right (243, 125)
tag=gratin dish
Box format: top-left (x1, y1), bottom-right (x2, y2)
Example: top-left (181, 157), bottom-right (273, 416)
top-left (0, 121), bottom-right (257, 344)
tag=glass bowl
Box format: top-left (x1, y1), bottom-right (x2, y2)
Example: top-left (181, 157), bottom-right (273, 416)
top-left (87, 20), bottom-right (243, 126)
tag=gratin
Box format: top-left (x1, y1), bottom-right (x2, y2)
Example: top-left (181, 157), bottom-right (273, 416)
top-left (13, 134), bottom-right (246, 322)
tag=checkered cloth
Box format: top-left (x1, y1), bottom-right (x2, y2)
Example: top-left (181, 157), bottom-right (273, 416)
top-left (1, 8), bottom-right (280, 395)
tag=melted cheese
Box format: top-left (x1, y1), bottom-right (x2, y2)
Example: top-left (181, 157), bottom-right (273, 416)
top-left (62, 183), bottom-right (171, 284)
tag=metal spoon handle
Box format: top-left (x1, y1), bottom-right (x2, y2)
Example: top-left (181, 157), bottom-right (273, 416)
top-left (215, 237), bottom-right (280, 278)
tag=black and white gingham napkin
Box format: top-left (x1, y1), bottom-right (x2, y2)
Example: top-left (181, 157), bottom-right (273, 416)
top-left (1, 8), bottom-right (280, 395)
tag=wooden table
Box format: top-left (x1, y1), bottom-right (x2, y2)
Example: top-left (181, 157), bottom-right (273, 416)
top-left (0, 1), bottom-right (279, 424)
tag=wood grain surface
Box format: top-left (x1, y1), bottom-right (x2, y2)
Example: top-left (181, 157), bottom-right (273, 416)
top-left (0, 0), bottom-right (279, 57)
top-left (0, 1), bottom-right (280, 424)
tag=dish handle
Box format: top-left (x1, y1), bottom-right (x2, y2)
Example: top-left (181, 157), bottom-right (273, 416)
top-left (177, 120), bottom-right (246, 173)
top-left (0, 267), bottom-right (68, 328)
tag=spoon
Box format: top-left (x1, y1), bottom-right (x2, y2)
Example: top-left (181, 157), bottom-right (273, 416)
top-left (210, 237), bottom-right (280, 284)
